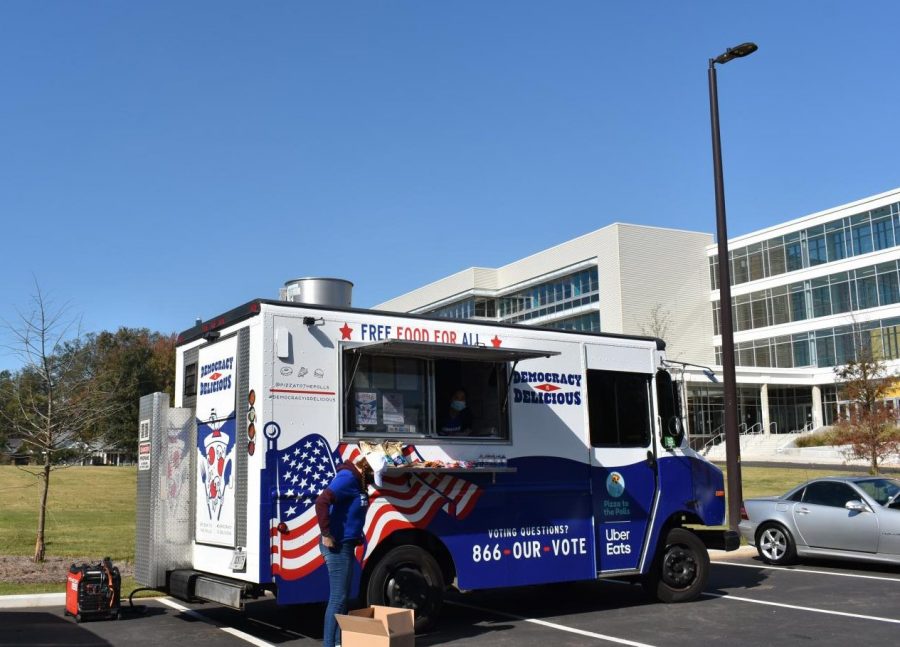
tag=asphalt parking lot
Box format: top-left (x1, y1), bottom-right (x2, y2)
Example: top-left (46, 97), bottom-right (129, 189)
top-left (3, 548), bottom-right (899, 646)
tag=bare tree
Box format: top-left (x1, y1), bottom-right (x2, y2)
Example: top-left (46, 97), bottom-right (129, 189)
top-left (639, 303), bottom-right (673, 341)
top-left (833, 336), bottom-right (900, 475)
top-left (1, 285), bottom-right (122, 562)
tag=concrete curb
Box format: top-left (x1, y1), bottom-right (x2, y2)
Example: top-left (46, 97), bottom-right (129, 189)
top-left (0, 592), bottom-right (65, 609)
top-left (709, 545), bottom-right (757, 559)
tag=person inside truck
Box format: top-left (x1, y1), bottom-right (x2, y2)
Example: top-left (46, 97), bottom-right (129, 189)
top-left (439, 388), bottom-right (473, 435)
top-left (315, 451), bottom-right (387, 647)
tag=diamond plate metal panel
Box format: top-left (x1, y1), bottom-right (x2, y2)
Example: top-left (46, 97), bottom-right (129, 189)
top-left (235, 327), bottom-right (250, 548)
top-left (135, 392), bottom-right (195, 588)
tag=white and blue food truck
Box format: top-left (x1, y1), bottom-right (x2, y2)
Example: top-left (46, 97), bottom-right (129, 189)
top-left (135, 282), bottom-right (737, 630)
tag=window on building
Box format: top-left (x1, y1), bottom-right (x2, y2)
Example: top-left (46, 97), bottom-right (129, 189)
top-left (877, 264), bottom-right (900, 306)
top-left (816, 334), bottom-right (835, 367)
top-left (811, 279), bottom-right (831, 318)
top-left (768, 241), bottom-right (787, 277)
top-left (785, 233), bottom-right (803, 272)
top-left (833, 327), bottom-right (856, 365)
top-left (872, 214), bottom-right (894, 251)
top-left (807, 226), bottom-right (827, 265)
top-left (851, 215), bottom-right (873, 255)
top-left (826, 224), bottom-right (847, 261)
top-left (751, 295), bottom-right (768, 329)
top-left (790, 283), bottom-right (807, 321)
top-left (586, 369), bottom-right (651, 447)
top-left (856, 270), bottom-right (879, 309)
top-left (829, 277), bottom-right (852, 314)
top-left (793, 334), bottom-right (812, 367)
top-left (773, 336), bottom-right (793, 368)
top-left (770, 287), bottom-right (790, 325)
top-left (734, 295), bottom-right (752, 332)
top-left (748, 244), bottom-right (765, 281)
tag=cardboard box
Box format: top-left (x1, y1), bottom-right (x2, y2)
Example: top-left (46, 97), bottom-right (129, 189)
top-left (335, 605), bottom-right (415, 647)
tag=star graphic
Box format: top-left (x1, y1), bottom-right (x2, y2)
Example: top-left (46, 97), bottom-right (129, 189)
top-left (304, 441), bottom-right (313, 449)
top-left (283, 472), bottom-right (292, 481)
top-left (282, 454), bottom-right (290, 463)
top-left (491, 335), bottom-right (502, 348)
top-left (339, 323), bottom-right (353, 340)
top-left (286, 488), bottom-right (295, 497)
top-left (312, 446), bottom-right (321, 455)
top-left (299, 478), bottom-right (309, 489)
top-left (286, 505), bottom-right (297, 516)
top-left (294, 447), bottom-right (302, 456)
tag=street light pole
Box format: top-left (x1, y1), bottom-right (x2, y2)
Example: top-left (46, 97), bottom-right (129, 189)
top-left (708, 42), bottom-right (757, 532)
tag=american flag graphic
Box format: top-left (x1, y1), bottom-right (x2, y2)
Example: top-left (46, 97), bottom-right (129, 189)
top-left (269, 435), bottom-right (482, 580)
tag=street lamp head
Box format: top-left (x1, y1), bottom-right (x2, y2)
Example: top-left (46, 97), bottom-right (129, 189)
top-left (713, 42), bottom-right (758, 66)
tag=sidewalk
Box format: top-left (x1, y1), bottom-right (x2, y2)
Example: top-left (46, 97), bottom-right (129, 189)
top-left (0, 592), bottom-right (65, 609)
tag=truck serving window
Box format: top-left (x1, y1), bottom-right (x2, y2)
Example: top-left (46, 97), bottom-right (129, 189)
top-left (586, 369), bottom-right (652, 447)
top-left (344, 355), bottom-right (429, 436)
top-left (342, 340), bottom-right (557, 442)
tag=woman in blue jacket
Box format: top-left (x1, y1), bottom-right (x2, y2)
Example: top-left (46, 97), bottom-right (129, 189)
top-left (315, 452), bottom-right (386, 647)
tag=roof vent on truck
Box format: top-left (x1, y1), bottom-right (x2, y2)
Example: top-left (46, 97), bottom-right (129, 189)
top-left (279, 277), bottom-right (353, 308)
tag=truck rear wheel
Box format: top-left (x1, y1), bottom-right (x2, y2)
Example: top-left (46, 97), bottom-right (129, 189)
top-left (642, 528), bottom-right (709, 603)
top-left (365, 545), bottom-right (444, 632)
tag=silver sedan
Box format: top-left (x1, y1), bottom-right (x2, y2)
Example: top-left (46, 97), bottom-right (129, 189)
top-left (739, 476), bottom-right (900, 566)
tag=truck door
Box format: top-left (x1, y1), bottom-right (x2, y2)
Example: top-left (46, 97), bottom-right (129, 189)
top-left (586, 366), bottom-right (658, 573)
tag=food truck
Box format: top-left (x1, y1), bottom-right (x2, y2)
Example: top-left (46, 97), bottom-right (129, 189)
top-left (135, 280), bottom-right (737, 630)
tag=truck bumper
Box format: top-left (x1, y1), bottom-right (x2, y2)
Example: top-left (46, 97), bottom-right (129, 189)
top-left (693, 529), bottom-right (740, 552)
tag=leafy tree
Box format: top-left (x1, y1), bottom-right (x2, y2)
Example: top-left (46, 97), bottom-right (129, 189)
top-left (1, 286), bottom-right (122, 561)
top-left (833, 345), bottom-right (900, 475)
top-left (85, 328), bottom-right (176, 456)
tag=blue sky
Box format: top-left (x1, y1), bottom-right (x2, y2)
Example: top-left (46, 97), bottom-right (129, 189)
top-left (2, 2), bottom-right (899, 369)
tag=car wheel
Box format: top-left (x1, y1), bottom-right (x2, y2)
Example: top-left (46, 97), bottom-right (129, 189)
top-left (642, 528), bottom-right (710, 603)
top-left (366, 545), bottom-right (444, 632)
top-left (756, 522), bottom-right (796, 565)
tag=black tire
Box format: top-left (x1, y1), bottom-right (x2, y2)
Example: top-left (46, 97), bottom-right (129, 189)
top-left (365, 545), bottom-right (444, 632)
top-left (642, 528), bottom-right (710, 603)
top-left (755, 522), bottom-right (797, 566)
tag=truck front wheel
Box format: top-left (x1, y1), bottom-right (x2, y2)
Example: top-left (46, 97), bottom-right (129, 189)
top-left (642, 528), bottom-right (709, 603)
top-left (365, 545), bottom-right (444, 632)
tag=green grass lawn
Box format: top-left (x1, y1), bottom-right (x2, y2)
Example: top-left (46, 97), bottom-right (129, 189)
top-left (0, 466), bottom-right (136, 560)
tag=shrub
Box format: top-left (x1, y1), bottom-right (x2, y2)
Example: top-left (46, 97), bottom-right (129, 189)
top-left (794, 428), bottom-right (843, 448)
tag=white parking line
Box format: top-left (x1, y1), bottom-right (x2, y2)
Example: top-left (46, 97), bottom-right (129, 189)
top-left (157, 598), bottom-right (277, 647)
top-left (446, 600), bottom-right (656, 646)
top-left (703, 592), bottom-right (900, 624)
top-left (714, 560), bottom-right (900, 583)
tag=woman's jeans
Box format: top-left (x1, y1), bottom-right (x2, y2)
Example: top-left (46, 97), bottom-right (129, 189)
top-left (321, 541), bottom-right (356, 647)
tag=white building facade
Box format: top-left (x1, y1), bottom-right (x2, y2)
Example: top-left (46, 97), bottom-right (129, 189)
top-left (375, 188), bottom-right (900, 447)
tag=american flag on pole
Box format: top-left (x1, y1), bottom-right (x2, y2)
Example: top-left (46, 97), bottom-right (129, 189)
top-left (269, 437), bottom-right (482, 580)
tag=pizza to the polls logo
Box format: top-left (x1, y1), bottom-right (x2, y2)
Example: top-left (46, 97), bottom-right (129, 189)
top-left (200, 412), bottom-right (235, 520)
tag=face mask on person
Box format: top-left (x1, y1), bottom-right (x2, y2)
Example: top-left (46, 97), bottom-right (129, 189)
top-left (451, 400), bottom-right (466, 411)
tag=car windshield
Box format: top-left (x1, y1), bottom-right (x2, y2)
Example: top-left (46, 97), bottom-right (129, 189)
top-left (855, 478), bottom-right (900, 506)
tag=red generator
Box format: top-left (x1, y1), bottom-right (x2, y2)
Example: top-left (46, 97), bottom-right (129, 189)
top-left (64, 558), bottom-right (121, 622)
